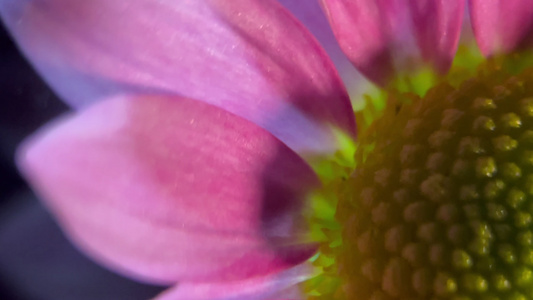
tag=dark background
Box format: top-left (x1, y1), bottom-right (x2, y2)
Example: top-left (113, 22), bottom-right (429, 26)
top-left (0, 22), bottom-right (166, 299)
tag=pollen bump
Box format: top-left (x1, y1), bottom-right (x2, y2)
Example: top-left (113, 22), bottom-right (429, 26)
top-left (329, 65), bottom-right (533, 299)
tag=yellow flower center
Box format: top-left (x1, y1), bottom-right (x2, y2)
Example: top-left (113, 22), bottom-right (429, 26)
top-left (305, 53), bottom-right (533, 299)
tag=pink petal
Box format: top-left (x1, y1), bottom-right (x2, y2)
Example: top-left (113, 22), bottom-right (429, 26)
top-left (0, 0), bottom-right (355, 156)
top-left (17, 94), bottom-right (319, 284)
top-left (155, 264), bottom-right (310, 300)
top-left (319, 0), bottom-right (464, 84)
top-left (277, 0), bottom-right (366, 101)
top-left (469, 0), bottom-right (533, 56)
top-left (319, 0), bottom-right (396, 84)
top-left (408, 0), bottom-right (465, 73)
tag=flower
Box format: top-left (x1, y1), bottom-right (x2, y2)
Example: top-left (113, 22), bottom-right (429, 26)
top-left (2, 0), bottom-right (533, 299)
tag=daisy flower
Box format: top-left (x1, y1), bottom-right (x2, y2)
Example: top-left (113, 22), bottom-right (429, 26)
top-left (2, 0), bottom-right (533, 299)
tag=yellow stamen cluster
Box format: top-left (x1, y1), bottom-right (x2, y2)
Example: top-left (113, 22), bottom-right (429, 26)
top-left (311, 62), bottom-right (533, 299)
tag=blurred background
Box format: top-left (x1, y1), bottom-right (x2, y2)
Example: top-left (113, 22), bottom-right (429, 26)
top-left (0, 22), bottom-right (166, 299)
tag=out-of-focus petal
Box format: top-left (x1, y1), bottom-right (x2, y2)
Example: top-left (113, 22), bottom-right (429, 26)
top-left (277, 0), bottom-right (368, 103)
top-left (155, 264), bottom-right (310, 300)
top-left (0, 190), bottom-right (166, 300)
top-left (0, 0), bottom-right (355, 157)
top-left (17, 94), bottom-right (320, 284)
top-left (319, 0), bottom-right (464, 84)
top-left (408, 0), bottom-right (465, 73)
top-left (319, 0), bottom-right (398, 84)
top-left (470, 0), bottom-right (533, 56)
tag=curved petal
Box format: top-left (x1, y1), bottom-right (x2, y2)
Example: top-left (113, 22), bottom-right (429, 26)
top-left (408, 0), bottom-right (465, 73)
top-left (0, 0), bottom-right (355, 157)
top-left (17, 94), bottom-right (320, 284)
top-left (155, 264), bottom-right (310, 300)
top-left (319, 0), bottom-right (464, 84)
top-left (319, 0), bottom-right (398, 84)
top-left (277, 0), bottom-right (368, 103)
top-left (469, 0), bottom-right (533, 56)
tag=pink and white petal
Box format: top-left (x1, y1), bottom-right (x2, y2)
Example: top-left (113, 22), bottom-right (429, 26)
top-left (17, 94), bottom-right (320, 284)
top-left (155, 264), bottom-right (311, 300)
top-left (0, 0), bottom-right (355, 157)
top-left (408, 0), bottom-right (465, 73)
top-left (470, 0), bottom-right (533, 56)
top-left (277, 0), bottom-right (368, 103)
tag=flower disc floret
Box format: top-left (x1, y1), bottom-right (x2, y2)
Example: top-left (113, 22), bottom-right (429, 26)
top-left (335, 63), bottom-right (533, 299)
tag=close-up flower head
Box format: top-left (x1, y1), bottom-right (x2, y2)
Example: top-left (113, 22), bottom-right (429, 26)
top-left (2, 0), bottom-right (533, 299)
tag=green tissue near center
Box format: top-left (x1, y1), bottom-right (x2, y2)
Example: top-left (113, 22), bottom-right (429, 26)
top-left (332, 64), bottom-right (533, 300)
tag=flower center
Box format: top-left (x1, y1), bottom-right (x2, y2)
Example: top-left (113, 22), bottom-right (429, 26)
top-left (307, 61), bottom-right (533, 299)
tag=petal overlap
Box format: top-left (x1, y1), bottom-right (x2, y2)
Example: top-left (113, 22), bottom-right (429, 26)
top-left (0, 0), bottom-right (355, 157)
top-left (320, 0), bottom-right (464, 84)
top-left (278, 0), bottom-right (368, 103)
top-left (17, 94), bottom-right (319, 284)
